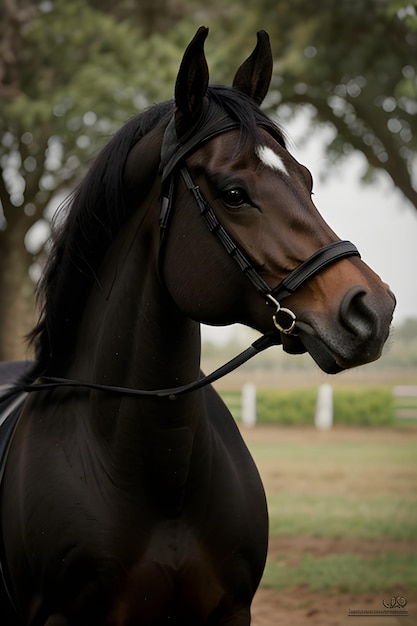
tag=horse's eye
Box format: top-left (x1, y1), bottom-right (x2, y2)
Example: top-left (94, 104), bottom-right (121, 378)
top-left (222, 188), bottom-right (248, 208)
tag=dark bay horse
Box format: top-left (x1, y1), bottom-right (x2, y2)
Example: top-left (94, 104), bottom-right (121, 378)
top-left (0, 28), bottom-right (395, 625)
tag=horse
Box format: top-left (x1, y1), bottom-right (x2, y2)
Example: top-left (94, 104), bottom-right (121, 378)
top-left (0, 27), bottom-right (395, 625)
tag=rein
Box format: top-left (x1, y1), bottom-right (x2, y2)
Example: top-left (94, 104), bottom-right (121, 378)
top-left (6, 334), bottom-right (280, 403)
top-left (5, 109), bottom-right (360, 404)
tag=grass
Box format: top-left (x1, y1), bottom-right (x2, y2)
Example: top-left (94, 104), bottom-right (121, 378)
top-left (267, 492), bottom-right (417, 540)
top-left (243, 428), bottom-right (417, 594)
top-left (262, 552), bottom-right (417, 593)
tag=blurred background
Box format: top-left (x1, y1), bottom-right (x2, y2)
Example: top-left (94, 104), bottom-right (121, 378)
top-left (0, 0), bottom-right (416, 363)
top-left (1, 4), bottom-right (416, 622)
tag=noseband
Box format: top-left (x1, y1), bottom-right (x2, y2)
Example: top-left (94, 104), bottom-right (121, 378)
top-left (6, 108), bottom-right (360, 402)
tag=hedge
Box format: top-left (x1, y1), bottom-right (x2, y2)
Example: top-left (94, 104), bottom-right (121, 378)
top-left (220, 388), bottom-right (395, 426)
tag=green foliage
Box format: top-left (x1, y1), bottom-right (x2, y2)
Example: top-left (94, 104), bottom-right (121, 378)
top-left (3, 0), bottom-right (416, 229)
top-left (1, 0), bottom-right (178, 209)
top-left (255, 389), bottom-right (317, 425)
top-left (333, 388), bottom-right (393, 426)
top-left (252, 0), bottom-right (417, 209)
top-left (1, 0), bottom-right (416, 357)
top-left (223, 387), bottom-right (395, 426)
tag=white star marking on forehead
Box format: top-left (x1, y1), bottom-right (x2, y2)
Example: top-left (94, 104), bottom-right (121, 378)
top-left (256, 145), bottom-right (288, 176)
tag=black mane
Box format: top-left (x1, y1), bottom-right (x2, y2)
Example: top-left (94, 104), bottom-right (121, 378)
top-left (30, 86), bottom-right (285, 372)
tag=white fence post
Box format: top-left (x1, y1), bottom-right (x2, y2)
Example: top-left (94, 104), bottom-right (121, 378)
top-left (393, 386), bottom-right (417, 419)
top-left (241, 383), bottom-right (257, 428)
top-left (315, 384), bottom-right (333, 430)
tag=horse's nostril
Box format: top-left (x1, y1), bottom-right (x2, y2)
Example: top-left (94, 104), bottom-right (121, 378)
top-left (339, 286), bottom-right (377, 340)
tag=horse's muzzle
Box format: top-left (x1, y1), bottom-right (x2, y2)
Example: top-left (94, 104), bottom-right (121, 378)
top-left (292, 285), bottom-right (396, 374)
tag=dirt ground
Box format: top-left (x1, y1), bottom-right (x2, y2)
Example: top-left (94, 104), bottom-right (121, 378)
top-left (241, 426), bottom-right (417, 626)
top-left (252, 586), bottom-right (416, 626)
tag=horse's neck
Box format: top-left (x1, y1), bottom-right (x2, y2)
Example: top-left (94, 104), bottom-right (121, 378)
top-left (67, 193), bottom-right (203, 431)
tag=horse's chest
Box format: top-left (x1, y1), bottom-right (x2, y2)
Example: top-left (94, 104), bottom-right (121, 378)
top-left (109, 520), bottom-right (225, 623)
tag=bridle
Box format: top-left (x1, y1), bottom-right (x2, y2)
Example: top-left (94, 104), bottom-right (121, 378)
top-left (176, 166), bottom-right (359, 335)
top-left (159, 107), bottom-right (360, 336)
top-left (5, 107), bottom-right (360, 402)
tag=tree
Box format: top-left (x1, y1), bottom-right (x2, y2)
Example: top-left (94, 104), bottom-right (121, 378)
top-left (0, 0), bottom-right (186, 359)
top-left (2, 0), bottom-right (416, 359)
top-left (0, 0), bottom-right (254, 360)
top-left (256, 0), bottom-right (417, 211)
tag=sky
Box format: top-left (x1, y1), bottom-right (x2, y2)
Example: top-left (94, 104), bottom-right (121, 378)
top-left (202, 111), bottom-right (417, 344)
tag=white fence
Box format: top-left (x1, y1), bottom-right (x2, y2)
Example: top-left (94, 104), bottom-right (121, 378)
top-left (393, 385), bottom-right (417, 419)
top-left (238, 384), bottom-right (417, 427)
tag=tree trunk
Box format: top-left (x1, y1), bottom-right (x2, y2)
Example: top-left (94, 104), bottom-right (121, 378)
top-left (0, 220), bottom-right (36, 362)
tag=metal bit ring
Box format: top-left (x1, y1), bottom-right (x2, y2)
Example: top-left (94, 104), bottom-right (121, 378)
top-left (266, 294), bottom-right (297, 335)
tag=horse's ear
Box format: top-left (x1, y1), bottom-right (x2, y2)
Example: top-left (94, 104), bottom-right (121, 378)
top-left (232, 31), bottom-right (273, 105)
top-left (175, 26), bottom-right (209, 136)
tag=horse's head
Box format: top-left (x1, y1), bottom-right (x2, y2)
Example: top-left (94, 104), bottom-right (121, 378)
top-left (149, 28), bottom-right (396, 374)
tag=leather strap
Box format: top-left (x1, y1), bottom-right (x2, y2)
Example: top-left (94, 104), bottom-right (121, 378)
top-left (3, 334), bottom-right (281, 402)
top-left (180, 167), bottom-right (360, 300)
top-left (270, 240), bottom-right (360, 301)
top-left (3, 107), bottom-right (360, 402)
